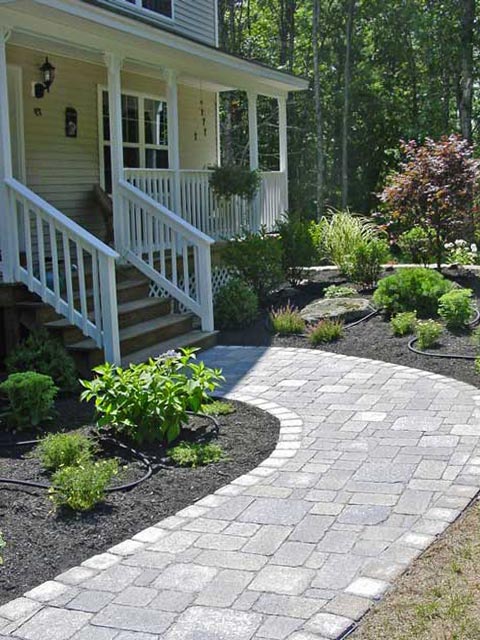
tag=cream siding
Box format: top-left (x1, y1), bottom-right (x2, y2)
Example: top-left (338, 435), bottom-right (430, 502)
top-left (6, 45), bottom-right (217, 241)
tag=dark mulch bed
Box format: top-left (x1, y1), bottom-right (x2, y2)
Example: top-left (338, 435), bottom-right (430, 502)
top-left (219, 268), bottom-right (480, 389)
top-left (0, 397), bottom-right (279, 605)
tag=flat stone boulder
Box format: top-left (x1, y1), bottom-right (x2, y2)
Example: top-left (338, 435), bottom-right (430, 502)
top-left (300, 297), bottom-right (371, 324)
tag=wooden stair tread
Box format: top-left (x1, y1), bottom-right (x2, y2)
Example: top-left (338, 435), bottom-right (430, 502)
top-left (69, 314), bottom-right (194, 351)
top-left (122, 330), bottom-right (219, 366)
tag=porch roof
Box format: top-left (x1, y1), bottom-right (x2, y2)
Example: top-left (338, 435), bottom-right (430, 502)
top-left (0, 0), bottom-right (309, 97)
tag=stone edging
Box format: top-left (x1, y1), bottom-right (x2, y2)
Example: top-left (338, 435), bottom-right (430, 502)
top-left (0, 396), bottom-right (304, 637)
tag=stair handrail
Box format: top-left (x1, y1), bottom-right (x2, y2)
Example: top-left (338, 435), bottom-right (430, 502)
top-left (118, 179), bottom-right (215, 332)
top-left (5, 177), bottom-right (121, 364)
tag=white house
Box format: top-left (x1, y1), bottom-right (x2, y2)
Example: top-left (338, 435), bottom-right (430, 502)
top-left (0, 0), bottom-right (308, 369)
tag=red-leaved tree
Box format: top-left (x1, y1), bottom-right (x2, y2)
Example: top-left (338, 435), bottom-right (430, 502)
top-left (380, 135), bottom-right (480, 268)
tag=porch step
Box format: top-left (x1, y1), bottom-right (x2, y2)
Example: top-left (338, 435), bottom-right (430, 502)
top-left (122, 330), bottom-right (219, 367)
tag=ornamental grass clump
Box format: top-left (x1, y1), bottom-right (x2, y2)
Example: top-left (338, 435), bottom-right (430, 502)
top-left (200, 400), bottom-right (236, 416)
top-left (438, 288), bottom-right (475, 330)
top-left (36, 432), bottom-right (96, 472)
top-left (167, 442), bottom-right (224, 468)
top-left (80, 348), bottom-right (224, 444)
top-left (270, 303), bottom-right (305, 335)
top-left (308, 319), bottom-right (344, 345)
top-left (0, 371), bottom-right (58, 430)
top-left (390, 311), bottom-right (418, 337)
top-left (415, 320), bottom-right (443, 349)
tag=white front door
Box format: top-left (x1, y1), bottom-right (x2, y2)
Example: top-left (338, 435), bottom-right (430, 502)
top-left (7, 65), bottom-right (25, 182)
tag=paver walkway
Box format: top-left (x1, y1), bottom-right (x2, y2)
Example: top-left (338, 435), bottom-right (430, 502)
top-left (2, 346), bottom-right (480, 640)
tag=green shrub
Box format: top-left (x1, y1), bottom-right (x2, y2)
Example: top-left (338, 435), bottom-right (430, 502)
top-left (390, 311), bottom-right (418, 337)
top-left (214, 279), bottom-right (258, 330)
top-left (201, 400), bottom-right (236, 416)
top-left (475, 356), bottom-right (480, 375)
top-left (81, 348), bottom-right (224, 444)
top-left (344, 238), bottom-right (389, 289)
top-left (308, 319), bottom-right (344, 345)
top-left (6, 328), bottom-right (77, 391)
top-left (415, 320), bottom-right (443, 349)
top-left (397, 227), bottom-right (436, 266)
top-left (0, 371), bottom-right (58, 430)
top-left (324, 285), bottom-right (357, 299)
top-left (0, 531), bottom-right (5, 565)
top-left (373, 268), bottom-right (453, 317)
top-left (270, 303), bottom-right (305, 335)
top-left (222, 229), bottom-right (284, 303)
top-left (49, 459), bottom-right (118, 512)
top-left (36, 433), bottom-right (95, 472)
top-left (471, 327), bottom-right (480, 349)
top-left (276, 213), bottom-right (319, 286)
top-left (438, 288), bottom-right (475, 329)
top-left (168, 442), bottom-right (224, 468)
top-left (209, 165), bottom-right (261, 201)
top-left (318, 210), bottom-right (377, 274)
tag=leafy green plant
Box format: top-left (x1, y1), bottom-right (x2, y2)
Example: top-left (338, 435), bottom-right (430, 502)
top-left (471, 327), bottom-right (480, 349)
top-left (373, 268), bottom-right (453, 317)
top-left (390, 311), bottom-right (418, 336)
top-left (80, 349), bottom-right (224, 444)
top-left (201, 400), bottom-right (236, 416)
top-left (209, 165), bottom-right (261, 201)
top-left (270, 303), bottom-right (305, 335)
top-left (6, 328), bottom-right (77, 391)
top-left (222, 229), bottom-right (284, 303)
top-left (0, 372), bottom-right (58, 430)
top-left (344, 238), bottom-right (389, 289)
top-left (276, 213), bottom-right (319, 286)
top-left (167, 442), bottom-right (224, 468)
top-left (397, 226), bottom-right (436, 266)
top-left (36, 433), bottom-right (95, 472)
top-left (445, 239), bottom-right (479, 265)
top-left (308, 319), bottom-right (344, 345)
top-left (49, 459), bottom-right (118, 512)
top-left (214, 278), bottom-right (259, 330)
top-left (0, 531), bottom-right (5, 565)
top-left (438, 288), bottom-right (475, 329)
top-left (318, 210), bottom-right (378, 274)
top-left (415, 320), bottom-right (443, 349)
top-left (324, 285), bottom-right (357, 299)
top-left (475, 356), bottom-right (480, 375)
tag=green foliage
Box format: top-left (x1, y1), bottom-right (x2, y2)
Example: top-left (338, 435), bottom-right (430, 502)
top-left (373, 268), bottom-right (453, 317)
top-left (209, 165), bottom-right (261, 201)
top-left (214, 278), bottom-right (259, 330)
top-left (415, 320), bottom-right (443, 349)
top-left (343, 238), bottom-right (389, 289)
top-left (36, 433), bottom-right (95, 472)
top-left (381, 136), bottom-right (480, 268)
top-left (222, 229), bottom-right (284, 303)
top-left (471, 327), bottom-right (480, 350)
top-left (308, 319), bottom-right (344, 345)
top-left (5, 328), bottom-right (77, 391)
top-left (318, 211), bottom-right (378, 274)
top-left (438, 289), bottom-right (475, 329)
top-left (80, 349), bottom-right (224, 444)
top-left (0, 372), bottom-right (58, 430)
top-left (475, 357), bottom-right (480, 376)
top-left (276, 213), bottom-right (319, 286)
top-left (324, 285), bottom-right (357, 299)
top-left (390, 311), bottom-right (418, 337)
top-left (167, 441), bottom-right (224, 468)
top-left (270, 303), bottom-right (305, 335)
top-left (0, 531), bottom-right (5, 565)
top-left (49, 459), bottom-right (118, 512)
top-left (397, 227), bottom-right (436, 266)
top-left (445, 240), bottom-right (479, 265)
top-left (201, 400), bottom-right (236, 416)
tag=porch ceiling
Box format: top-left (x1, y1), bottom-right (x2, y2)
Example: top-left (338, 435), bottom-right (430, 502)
top-left (0, 0), bottom-right (309, 97)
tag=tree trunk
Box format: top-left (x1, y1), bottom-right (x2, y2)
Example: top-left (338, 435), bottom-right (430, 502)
top-left (313, 0), bottom-right (325, 216)
top-left (459, 0), bottom-right (475, 142)
top-left (341, 0), bottom-right (356, 210)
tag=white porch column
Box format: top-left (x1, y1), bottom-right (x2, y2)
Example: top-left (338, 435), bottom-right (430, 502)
top-left (278, 95), bottom-right (289, 212)
top-left (105, 52), bottom-right (125, 252)
top-left (247, 91), bottom-right (260, 231)
top-left (0, 28), bottom-right (17, 283)
top-left (166, 70), bottom-right (181, 213)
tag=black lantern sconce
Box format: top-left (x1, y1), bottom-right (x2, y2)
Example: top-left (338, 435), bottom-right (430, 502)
top-left (34, 57), bottom-right (56, 99)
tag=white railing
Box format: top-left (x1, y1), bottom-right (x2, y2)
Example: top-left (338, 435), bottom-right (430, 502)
top-left (124, 169), bottom-right (288, 239)
top-left (118, 179), bottom-right (214, 331)
top-left (5, 178), bottom-right (121, 364)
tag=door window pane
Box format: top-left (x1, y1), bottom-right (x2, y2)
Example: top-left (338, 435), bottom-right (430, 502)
top-left (123, 147), bottom-right (140, 168)
top-left (122, 95), bottom-right (139, 143)
top-left (144, 99), bottom-right (168, 146)
top-left (146, 148), bottom-right (169, 169)
top-left (102, 92), bottom-right (110, 142)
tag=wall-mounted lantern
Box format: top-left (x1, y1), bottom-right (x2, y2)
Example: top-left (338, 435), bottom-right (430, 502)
top-left (34, 57), bottom-right (56, 99)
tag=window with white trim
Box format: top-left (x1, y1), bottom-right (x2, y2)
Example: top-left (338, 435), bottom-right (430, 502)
top-left (102, 90), bottom-right (169, 192)
top-left (120, 0), bottom-right (173, 19)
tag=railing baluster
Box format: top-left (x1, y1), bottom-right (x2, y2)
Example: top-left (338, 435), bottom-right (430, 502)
top-left (91, 253), bottom-right (102, 342)
top-left (35, 213), bottom-right (47, 297)
top-left (171, 230), bottom-right (178, 287)
top-left (48, 222), bottom-right (61, 312)
top-left (183, 239), bottom-right (189, 297)
top-left (76, 243), bottom-right (89, 333)
top-left (62, 233), bottom-right (75, 324)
